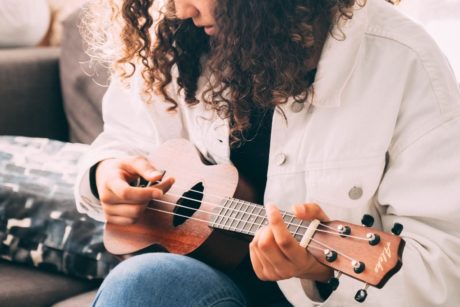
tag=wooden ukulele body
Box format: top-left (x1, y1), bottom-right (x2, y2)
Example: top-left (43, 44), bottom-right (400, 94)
top-left (104, 139), bottom-right (250, 269)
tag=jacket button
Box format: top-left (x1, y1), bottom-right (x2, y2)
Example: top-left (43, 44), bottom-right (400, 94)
top-left (291, 101), bottom-right (305, 113)
top-left (275, 153), bottom-right (287, 166)
top-left (348, 186), bottom-right (363, 200)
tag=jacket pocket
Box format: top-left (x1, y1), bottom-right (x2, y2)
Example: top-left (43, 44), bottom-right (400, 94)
top-left (306, 157), bottom-right (385, 209)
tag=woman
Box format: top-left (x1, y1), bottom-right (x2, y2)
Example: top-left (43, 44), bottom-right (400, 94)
top-left (75, 0), bottom-right (460, 306)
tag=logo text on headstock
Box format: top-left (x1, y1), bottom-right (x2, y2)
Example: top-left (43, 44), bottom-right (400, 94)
top-left (374, 242), bottom-right (392, 273)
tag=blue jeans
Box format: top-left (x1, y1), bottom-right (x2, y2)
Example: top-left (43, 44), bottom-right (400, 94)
top-left (92, 253), bottom-right (290, 307)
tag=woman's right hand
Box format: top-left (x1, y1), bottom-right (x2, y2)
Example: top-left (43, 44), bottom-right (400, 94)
top-left (95, 156), bottom-right (175, 225)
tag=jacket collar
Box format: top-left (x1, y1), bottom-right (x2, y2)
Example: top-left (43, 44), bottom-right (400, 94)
top-left (308, 2), bottom-right (369, 108)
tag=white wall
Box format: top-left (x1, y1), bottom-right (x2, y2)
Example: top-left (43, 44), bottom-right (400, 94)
top-left (397, 0), bottom-right (460, 81)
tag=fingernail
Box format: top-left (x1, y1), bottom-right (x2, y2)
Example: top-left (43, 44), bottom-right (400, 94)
top-left (292, 204), bottom-right (302, 216)
top-left (265, 204), bottom-right (276, 215)
top-left (149, 170), bottom-right (165, 178)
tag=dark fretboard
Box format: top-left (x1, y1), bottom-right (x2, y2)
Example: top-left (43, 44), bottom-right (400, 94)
top-left (210, 197), bottom-right (310, 242)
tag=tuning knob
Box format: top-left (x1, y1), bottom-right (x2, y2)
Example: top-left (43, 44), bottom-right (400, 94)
top-left (354, 285), bottom-right (369, 303)
top-left (352, 260), bottom-right (365, 274)
top-left (337, 225), bottom-right (351, 237)
top-left (391, 223), bottom-right (404, 236)
top-left (367, 233), bottom-right (381, 246)
top-left (328, 279), bottom-right (339, 291)
top-left (324, 249), bottom-right (338, 262)
top-left (361, 214), bottom-right (374, 227)
top-left (327, 272), bottom-right (342, 291)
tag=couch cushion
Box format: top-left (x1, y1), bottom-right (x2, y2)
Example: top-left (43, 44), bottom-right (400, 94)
top-left (0, 260), bottom-right (99, 307)
top-left (0, 47), bottom-right (69, 141)
top-left (0, 136), bottom-right (119, 279)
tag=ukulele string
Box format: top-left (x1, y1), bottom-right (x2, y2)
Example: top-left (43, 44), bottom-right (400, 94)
top-left (306, 240), bottom-right (358, 263)
top-left (165, 184), bottom-right (367, 239)
top-left (146, 195), bottom-right (369, 242)
top-left (144, 204), bottom-right (360, 264)
top-left (155, 182), bottom-right (338, 236)
top-left (160, 187), bottom-right (369, 242)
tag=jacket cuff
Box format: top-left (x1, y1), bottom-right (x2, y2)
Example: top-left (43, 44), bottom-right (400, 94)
top-left (89, 162), bottom-right (101, 200)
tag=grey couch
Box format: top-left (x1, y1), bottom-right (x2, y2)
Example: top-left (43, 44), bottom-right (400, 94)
top-left (0, 8), bottom-right (111, 304)
top-left (0, 46), bottom-right (102, 306)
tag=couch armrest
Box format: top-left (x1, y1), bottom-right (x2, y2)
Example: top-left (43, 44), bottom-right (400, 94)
top-left (0, 47), bottom-right (69, 141)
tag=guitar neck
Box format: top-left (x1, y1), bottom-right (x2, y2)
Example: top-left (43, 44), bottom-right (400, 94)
top-left (210, 197), bottom-right (310, 242)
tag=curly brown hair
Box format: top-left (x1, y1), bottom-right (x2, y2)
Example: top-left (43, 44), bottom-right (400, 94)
top-left (90, 0), bottom-right (368, 145)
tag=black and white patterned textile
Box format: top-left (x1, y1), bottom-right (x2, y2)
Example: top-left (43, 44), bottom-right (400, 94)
top-left (0, 136), bottom-right (119, 280)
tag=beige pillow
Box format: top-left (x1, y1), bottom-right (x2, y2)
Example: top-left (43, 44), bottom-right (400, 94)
top-left (0, 0), bottom-right (51, 47)
top-left (45, 0), bottom-right (88, 46)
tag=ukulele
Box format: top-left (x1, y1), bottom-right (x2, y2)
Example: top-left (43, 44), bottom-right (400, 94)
top-left (103, 139), bottom-right (405, 303)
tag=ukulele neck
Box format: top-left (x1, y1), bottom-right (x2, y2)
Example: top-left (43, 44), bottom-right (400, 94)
top-left (210, 197), bottom-right (310, 242)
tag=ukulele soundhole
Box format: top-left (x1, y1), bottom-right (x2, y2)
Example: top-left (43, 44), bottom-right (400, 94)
top-left (173, 182), bottom-right (204, 227)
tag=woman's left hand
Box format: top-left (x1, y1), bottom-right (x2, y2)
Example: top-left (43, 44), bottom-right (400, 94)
top-left (249, 203), bottom-right (333, 282)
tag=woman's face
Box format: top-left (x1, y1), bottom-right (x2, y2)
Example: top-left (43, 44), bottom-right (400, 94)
top-left (174, 0), bottom-right (217, 35)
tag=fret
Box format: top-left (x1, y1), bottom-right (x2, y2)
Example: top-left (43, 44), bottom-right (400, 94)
top-left (281, 210), bottom-right (287, 221)
top-left (245, 203), bottom-right (258, 234)
top-left (294, 218), bottom-right (303, 238)
top-left (212, 198), bottom-right (229, 228)
top-left (239, 201), bottom-right (252, 234)
top-left (286, 214), bottom-right (297, 235)
top-left (250, 206), bottom-right (266, 235)
top-left (223, 198), bottom-right (238, 230)
top-left (294, 220), bottom-right (310, 243)
top-left (217, 198), bottom-right (232, 230)
top-left (230, 199), bottom-right (246, 231)
top-left (259, 207), bottom-right (268, 233)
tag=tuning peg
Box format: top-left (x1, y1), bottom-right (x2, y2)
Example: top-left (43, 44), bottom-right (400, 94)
top-left (337, 224), bottom-right (351, 237)
top-left (352, 260), bottom-right (365, 274)
top-left (366, 233), bottom-right (381, 246)
top-left (361, 214), bottom-right (374, 227)
top-left (391, 223), bottom-right (404, 236)
top-left (354, 284), bottom-right (369, 303)
top-left (324, 249), bottom-right (337, 262)
top-left (327, 272), bottom-right (342, 291)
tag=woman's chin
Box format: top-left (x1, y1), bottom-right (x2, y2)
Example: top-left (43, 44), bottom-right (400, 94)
top-left (204, 26), bottom-right (216, 36)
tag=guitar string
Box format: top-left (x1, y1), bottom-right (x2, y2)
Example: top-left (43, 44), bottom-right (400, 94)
top-left (148, 182), bottom-right (341, 234)
top-left (161, 187), bottom-right (369, 241)
top-left (144, 205), bottom-right (360, 264)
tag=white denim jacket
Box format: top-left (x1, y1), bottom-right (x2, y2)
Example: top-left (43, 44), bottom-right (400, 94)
top-left (75, 0), bottom-right (460, 306)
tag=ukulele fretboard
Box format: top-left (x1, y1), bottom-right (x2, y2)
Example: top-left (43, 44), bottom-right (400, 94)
top-left (210, 197), bottom-right (310, 241)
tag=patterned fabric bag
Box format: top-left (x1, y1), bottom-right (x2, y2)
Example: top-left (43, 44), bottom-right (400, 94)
top-left (0, 136), bottom-right (119, 279)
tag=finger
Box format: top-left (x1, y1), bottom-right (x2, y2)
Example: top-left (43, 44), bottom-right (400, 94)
top-left (152, 177), bottom-right (175, 194)
top-left (249, 232), bottom-right (266, 280)
top-left (122, 156), bottom-right (166, 183)
top-left (105, 178), bottom-right (163, 203)
top-left (255, 224), bottom-right (289, 265)
top-left (292, 203), bottom-right (329, 222)
top-left (254, 226), bottom-right (295, 280)
top-left (102, 203), bottom-right (148, 219)
top-left (265, 204), bottom-right (306, 264)
top-left (250, 230), bottom-right (281, 281)
top-left (105, 215), bottom-right (137, 226)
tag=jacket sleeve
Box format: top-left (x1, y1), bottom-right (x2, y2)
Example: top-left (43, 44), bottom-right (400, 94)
top-left (376, 118), bottom-right (460, 306)
top-left (373, 53), bottom-right (460, 306)
top-left (74, 76), bottom-right (163, 221)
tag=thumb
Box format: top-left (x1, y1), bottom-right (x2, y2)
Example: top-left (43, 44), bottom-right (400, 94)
top-left (124, 156), bottom-right (166, 183)
top-left (292, 203), bottom-right (329, 222)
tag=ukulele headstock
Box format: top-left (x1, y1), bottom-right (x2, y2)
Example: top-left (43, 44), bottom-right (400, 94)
top-left (308, 215), bottom-right (405, 302)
